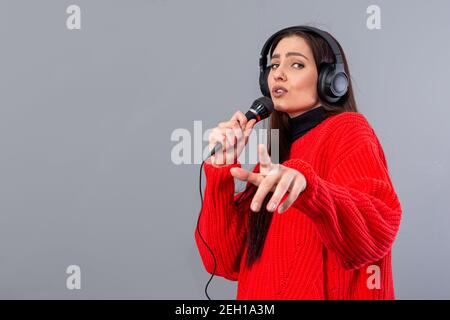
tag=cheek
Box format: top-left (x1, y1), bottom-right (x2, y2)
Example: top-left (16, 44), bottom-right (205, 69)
top-left (293, 70), bottom-right (318, 93)
top-left (267, 75), bottom-right (275, 90)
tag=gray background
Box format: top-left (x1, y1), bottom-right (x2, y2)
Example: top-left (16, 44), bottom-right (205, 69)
top-left (0, 0), bottom-right (448, 299)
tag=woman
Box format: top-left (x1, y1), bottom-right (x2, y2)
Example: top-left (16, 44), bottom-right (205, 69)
top-left (195, 26), bottom-right (402, 300)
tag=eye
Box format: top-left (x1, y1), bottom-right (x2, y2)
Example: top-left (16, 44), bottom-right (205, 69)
top-left (268, 62), bottom-right (304, 70)
top-left (292, 63), bottom-right (304, 69)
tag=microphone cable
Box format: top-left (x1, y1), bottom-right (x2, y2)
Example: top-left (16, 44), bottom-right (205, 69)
top-left (196, 159), bottom-right (216, 300)
top-left (197, 159), bottom-right (249, 300)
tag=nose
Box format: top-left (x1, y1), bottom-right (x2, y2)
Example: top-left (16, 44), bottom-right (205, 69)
top-left (272, 65), bottom-right (286, 81)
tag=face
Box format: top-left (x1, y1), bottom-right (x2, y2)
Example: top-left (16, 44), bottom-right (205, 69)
top-left (268, 35), bottom-right (322, 118)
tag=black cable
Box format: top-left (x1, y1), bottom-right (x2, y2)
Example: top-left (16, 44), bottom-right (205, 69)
top-left (196, 159), bottom-right (251, 300)
top-left (196, 160), bottom-right (216, 300)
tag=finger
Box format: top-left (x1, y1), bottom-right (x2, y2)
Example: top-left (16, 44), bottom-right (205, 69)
top-left (243, 119), bottom-right (256, 144)
top-left (234, 123), bottom-right (247, 155)
top-left (250, 174), bottom-right (279, 212)
top-left (231, 111), bottom-right (247, 130)
top-left (244, 119), bottom-right (257, 132)
top-left (212, 131), bottom-right (226, 166)
top-left (258, 144), bottom-right (272, 175)
top-left (217, 121), bottom-right (227, 128)
top-left (224, 128), bottom-right (237, 165)
top-left (231, 122), bottom-right (244, 161)
top-left (218, 119), bottom-right (237, 129)
top-left (230, 167), bottom-right (264, 186)
top-left (278, 175), bottom-right (307, 213)
top-left (266, 173), bottom-right (295, 212)
top-left (232, 121), bottom-right (243, 143)
top-left (208, 128), bottom-right (222, 149)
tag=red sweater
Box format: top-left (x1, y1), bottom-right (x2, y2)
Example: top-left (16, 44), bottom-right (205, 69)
top-left (195, 112), bottom-right (402, 300)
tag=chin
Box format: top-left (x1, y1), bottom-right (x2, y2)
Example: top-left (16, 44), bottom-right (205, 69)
top-left (273, 103), bottom-right (291, 113)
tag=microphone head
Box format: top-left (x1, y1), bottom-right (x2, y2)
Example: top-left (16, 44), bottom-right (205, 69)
top-left (246, 96), bottom-right (274, 122)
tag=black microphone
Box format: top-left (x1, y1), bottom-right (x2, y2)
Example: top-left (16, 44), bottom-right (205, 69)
top-left (208, 96), bottom-right (274, 158)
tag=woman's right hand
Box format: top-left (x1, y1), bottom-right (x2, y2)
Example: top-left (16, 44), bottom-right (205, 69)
top-left (208, 111), bottom-right (257, 168)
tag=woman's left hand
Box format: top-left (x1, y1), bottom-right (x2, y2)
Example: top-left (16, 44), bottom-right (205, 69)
top-left (230, 144), bottom-right (307, 214)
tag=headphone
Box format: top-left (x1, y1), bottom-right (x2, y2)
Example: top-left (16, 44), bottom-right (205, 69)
top-left (259, 26), bottom-right (349, 104)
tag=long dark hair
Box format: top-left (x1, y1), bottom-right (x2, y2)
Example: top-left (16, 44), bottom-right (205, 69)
top-left (243, 28), bottom-right (359, 269)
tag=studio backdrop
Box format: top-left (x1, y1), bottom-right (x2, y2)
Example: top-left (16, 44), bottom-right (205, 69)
top-left (0, 0), bottom-right (448, 299)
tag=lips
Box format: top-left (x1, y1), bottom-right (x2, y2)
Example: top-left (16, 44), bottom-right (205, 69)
top-left (272, 85), bottom-right (288, 98)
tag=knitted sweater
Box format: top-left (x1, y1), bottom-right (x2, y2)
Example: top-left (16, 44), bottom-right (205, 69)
top-left (195, 111), bottom-right (402, 300)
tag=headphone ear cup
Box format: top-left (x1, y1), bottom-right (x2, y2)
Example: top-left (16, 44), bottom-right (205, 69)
top-left (318, 64), bottom-right (348, 103)
top-left (317, 64), bottom-right (334, 103)
top-left (331, 71), bottom-right (349, 98)
top-left (259, 67), bottom-right (271, 97)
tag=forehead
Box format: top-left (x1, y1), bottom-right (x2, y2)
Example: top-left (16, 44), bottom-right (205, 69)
top-left (271, 35), bottom-right (312, 58)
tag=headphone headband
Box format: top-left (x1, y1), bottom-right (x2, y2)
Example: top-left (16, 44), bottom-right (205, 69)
top-left (259, 26), bottom-right (343, 70)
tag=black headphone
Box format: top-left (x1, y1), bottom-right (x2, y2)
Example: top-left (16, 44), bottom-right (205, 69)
top-left (259, 26), bottom-right (349, 104)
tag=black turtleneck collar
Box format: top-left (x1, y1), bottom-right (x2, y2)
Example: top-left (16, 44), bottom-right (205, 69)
top-left (288, 106), bottom-right (329, 142)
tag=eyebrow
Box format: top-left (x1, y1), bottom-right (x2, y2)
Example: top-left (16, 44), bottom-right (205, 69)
top-left (271, 52), bottom-right (309, 60)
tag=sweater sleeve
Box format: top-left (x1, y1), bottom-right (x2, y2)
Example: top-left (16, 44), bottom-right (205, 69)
top-left (194, 160), bottom-right (257, 281)
top-left (282, 137), bottom-right (402, 271)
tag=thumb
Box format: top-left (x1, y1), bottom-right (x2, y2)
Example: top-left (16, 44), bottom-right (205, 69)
top-left (230, 167), bottom-right (250, 181)
top-left (230, 167), bottom-right (263, 186)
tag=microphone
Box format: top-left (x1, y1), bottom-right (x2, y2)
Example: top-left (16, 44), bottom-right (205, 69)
top-left (208, 96), bottom-right (274, 158)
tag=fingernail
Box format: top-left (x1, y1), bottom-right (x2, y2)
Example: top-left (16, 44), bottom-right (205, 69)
top-left (251, 202), bottom-right (259, 212)
top-left (278, 206), bottom-right (284, 214)
top-left (268, 202), bottom-right (276, 211)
